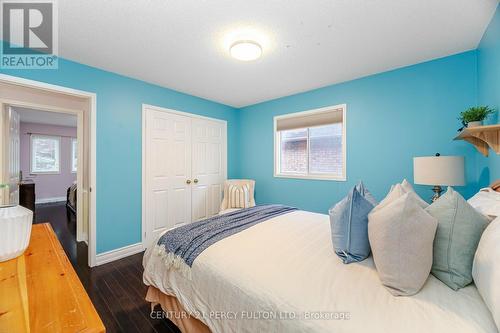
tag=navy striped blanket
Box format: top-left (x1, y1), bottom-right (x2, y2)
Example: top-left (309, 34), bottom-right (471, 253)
top-left (156, 204), bottom-right (297, 277)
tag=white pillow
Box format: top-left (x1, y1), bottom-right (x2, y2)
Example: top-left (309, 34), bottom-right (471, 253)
top-left (388, 179), bottom-right (416, 194)
top-left (227, 184), bottom-right (250, 209)
top-left (372, 180), bottom-right (428, 214)
top-left (468, 188), bottom-right (500, 220)
top-left (473, 217), bottom-right (500, 330)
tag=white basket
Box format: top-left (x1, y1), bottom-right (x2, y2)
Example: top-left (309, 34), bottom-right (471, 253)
top-left (0, 205), bottom-right (33, 262)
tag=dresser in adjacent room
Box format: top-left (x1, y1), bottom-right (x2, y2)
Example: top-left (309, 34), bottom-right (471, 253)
top-left (19, 181), bottom-right (35, 220)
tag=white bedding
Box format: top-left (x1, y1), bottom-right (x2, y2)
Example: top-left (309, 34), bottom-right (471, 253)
top-left (143, 210), bottom-right (498, 333)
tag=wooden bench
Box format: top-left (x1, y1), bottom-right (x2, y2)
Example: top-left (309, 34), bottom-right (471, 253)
top-left (0, 223), bottom-right (105, 332)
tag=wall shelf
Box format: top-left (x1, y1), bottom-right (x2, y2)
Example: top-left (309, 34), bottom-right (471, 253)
top-left (454, 124), bottom-right (500, 157)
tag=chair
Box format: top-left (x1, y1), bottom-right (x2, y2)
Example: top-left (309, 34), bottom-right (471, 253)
top-left (220, 179), bottom-right (256, 213)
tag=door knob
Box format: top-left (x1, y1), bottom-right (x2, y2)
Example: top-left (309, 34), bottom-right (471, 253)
top-left (193, 179), bottom-right (199, 183)
top-left (186, 179), bottom-right (191, 184)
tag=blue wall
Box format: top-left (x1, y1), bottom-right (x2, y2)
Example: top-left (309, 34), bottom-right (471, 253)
top-left (2, 16), bottom-right (498, 251)
top-left (237, 52), bottom-right (480, 213)
top-left (1, 57), bottom-right (239, 254)
top-left (477, 4), bottom-right (500, 184)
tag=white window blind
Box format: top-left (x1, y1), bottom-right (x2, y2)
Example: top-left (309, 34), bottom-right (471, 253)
top-left (275, 107), bottom-right (343, 131)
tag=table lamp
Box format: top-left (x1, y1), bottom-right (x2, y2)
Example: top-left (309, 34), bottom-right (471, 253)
top-left (413, 154), bottom-right (465, 202)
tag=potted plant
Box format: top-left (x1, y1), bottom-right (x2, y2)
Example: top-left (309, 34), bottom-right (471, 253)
top-left (459, 106), bottom-right (495, 128)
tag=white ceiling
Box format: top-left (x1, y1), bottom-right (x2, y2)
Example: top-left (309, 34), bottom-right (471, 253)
top-left (59, 0), bottom-right (498, 107)
top-left (14, 107), bottom-right (77, 127)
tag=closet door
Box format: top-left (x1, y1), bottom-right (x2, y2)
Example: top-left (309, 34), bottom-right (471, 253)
top-left (191, 118), bottom-right (226, 221)
top-left (144, 108), bottom-right (192, 247)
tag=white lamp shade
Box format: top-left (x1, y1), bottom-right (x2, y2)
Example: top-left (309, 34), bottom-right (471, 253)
top-left (413, 156), bottom-right (465, 186)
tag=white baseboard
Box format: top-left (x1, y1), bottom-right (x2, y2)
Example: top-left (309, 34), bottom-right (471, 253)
top-left (95, 242), bottom-right (144, 266)
top-left (35, 196), bottom-right (67, 204)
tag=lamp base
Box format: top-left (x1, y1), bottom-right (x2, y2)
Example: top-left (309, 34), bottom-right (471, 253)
top-left (431, 185), bottom-right (443, 203)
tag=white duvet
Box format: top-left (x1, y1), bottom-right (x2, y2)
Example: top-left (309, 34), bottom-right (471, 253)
top-left (143, 210), bottom-right (498, 333)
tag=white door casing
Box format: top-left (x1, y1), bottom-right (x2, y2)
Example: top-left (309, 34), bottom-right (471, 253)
top-left (8, 107), bottom-right (20, 205)
top-left (0, 74), bottom-right (97, 267)
top-left (143, 105), bottom-right (227, 248)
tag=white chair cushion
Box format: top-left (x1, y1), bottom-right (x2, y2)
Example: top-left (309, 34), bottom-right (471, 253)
top-left (220, 179), bottom-right (256, 212)
top-left (227, 184), bottom-right (250, 209)
top-left (218, 208), bottom-right (241, 215)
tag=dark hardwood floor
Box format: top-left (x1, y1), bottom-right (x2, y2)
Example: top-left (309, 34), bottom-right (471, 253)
top-left (34, 202), bottom-right (181, 333)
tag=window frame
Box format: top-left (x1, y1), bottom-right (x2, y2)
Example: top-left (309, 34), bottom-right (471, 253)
top-left (273, 104), bottom-right (347, 181)
top-left (71, 137), bottom-right (77, 173)
top-left (30, 134), bottom-right (61, 174)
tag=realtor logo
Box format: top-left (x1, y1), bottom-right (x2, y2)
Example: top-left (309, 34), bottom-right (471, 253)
top-left (1, 0), bottom-right (58, 69)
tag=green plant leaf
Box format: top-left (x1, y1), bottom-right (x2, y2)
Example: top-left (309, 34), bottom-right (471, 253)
top-left (459, 106), bottom-right (495, 123)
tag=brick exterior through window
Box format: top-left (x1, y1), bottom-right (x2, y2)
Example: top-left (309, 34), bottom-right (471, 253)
top-left (279, 123), bottom-right (343, 177)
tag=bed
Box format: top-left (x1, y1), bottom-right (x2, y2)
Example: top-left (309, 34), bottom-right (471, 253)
top-left (143, 208), bottom-right (499, 333)
top-left (66, 182), bottom-right (77, 214)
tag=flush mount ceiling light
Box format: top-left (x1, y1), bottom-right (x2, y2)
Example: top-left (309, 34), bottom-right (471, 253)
top-left (230, 40), bottom-right (262, 61)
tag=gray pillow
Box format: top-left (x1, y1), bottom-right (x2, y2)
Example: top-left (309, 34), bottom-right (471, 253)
top-left (426, 187), bottom-right (489, 290)
top-left (329, 181), bottom-right (377, 264)
top-left (368, 192), bottom-right (438, 296)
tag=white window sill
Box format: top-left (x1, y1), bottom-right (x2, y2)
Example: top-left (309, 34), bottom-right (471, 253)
top-left (274, 173), bottom-right (347, 181)
top-left (30, 171), bottom-right (61, 175)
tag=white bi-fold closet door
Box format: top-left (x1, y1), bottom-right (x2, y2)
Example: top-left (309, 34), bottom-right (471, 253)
top-left (143, 106), bottom-right (227, 248)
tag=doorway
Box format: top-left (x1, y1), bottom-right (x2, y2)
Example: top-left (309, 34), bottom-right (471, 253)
top-left (14, 107), bottom-right (85, 262)
top-left (0, 74), bottom-right (97, 266)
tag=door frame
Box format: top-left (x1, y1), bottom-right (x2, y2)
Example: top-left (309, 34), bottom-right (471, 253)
top-left (0, 74), bottom-right (98, 267)
top-left (5, 106), bottom-right (20, 204)
top-left (141, 103), bottom-right (227, 248)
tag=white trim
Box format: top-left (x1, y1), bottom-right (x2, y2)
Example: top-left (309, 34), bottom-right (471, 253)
top-left (142, 106), bottom-right (146, 248)
top-left (141, 103), bottom-right (228, 249)
top-left (142, 104), bottom-right (227, 125)
top-left (35, 196), bottom-right (66, 204)
top-left (75, 105), bottom-right (84, 242)
top-left (273, 104), bottom-right (347, 181)
top-left (274, 173), bottom-right (347, 181)
top-left (71, 137), bottom-right (77, 173)
top-left (0, 74), bottom-right (98, 267)
top-left (95, 242), bottom-right (144, 266)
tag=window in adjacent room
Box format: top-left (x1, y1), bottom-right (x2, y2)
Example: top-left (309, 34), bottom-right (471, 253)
top-left (71, 138), bottom-right (77, 173)
top-left (274, 104), bottom-right (346, 181)
top-left (30, 134), bottom-right (61, 174)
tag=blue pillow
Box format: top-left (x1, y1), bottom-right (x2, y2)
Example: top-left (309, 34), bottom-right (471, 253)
top-left (329, 182), bottom-right (377, 264)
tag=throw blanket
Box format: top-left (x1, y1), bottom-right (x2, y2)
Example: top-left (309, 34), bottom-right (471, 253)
top-left (156, 204), bottom-right (298, 278)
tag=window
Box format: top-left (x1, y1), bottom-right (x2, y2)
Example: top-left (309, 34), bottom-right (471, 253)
top-left (274, 104), bottom-right (346, 181)
top-left (31, 135), bottom-right (61, 174)
top-left (71, 138), bottom-right (78, 173)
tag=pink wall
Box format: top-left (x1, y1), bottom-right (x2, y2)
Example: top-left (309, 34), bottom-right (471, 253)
top-left (20, 122), bottom-right (77, 202)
